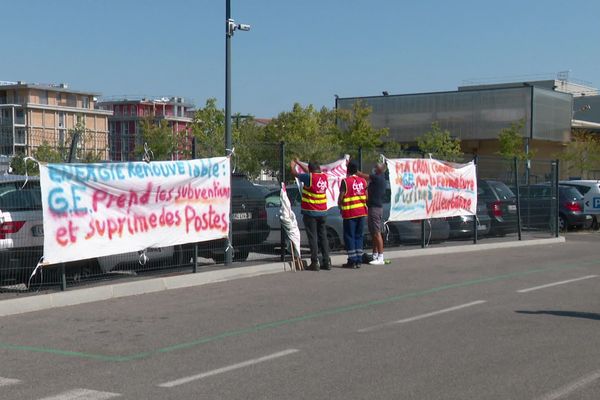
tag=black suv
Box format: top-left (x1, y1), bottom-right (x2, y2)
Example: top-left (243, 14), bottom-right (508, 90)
top-left (192, 173), bottom-right (270, 262)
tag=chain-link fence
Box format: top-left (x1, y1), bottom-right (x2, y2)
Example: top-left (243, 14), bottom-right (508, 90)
top-left (0, 139), bottom-right (574, 297)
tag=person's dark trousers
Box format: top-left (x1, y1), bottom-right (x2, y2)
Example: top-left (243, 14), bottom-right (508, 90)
top-left (303, 214), bottom-right (330, 266)
top-left (343, 217), bottom-right (365, 264)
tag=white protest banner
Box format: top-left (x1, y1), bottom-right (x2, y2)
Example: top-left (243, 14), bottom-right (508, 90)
top-left (386, 158), bottom-right (477, 221)
top-left (39, 157), bottom-right (230, 265)
top-left (293, 157), bottom-right (348, 209)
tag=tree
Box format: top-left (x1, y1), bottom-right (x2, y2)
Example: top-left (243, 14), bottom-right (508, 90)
top-left (190, 98), bottom-right (266, 178)
top-left (337, 100), bottom-right (389, 150)
top-left (264, 103), bottom-right (342, 179)
top-left (497, 119), bottom-right (534, 160)
top-left (136, 118), bottom-right (176, 161)
top-left (416, 122), bottom-right (463, 161)
top-left (560, 131), bottom-right (600, 178)
top-left (191, 98), bottom-right (225, 159)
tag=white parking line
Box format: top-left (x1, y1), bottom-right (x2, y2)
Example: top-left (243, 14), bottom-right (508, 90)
top-left (36, 388), bottom-right (121, 400)
top-left (0, 377), bottom-right (21, 387)
top-left (357, 300), bottom-right (487, 333)
top-left (158, 348), bottom-right (300, 388)
top-left (536, 369), bottom-right (600, 400)
top-left (517, 275), bottom-right (598, 293)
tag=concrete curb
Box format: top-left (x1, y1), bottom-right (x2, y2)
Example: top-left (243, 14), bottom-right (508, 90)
top-left (0, 237), bottom-right (565, 318)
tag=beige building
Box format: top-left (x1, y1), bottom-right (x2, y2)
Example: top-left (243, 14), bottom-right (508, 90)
top-left (0, 81), bottom-right (112, 160)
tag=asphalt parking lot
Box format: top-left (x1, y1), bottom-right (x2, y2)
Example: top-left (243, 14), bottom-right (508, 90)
top-left (0, 233), bottom-right (599, 399)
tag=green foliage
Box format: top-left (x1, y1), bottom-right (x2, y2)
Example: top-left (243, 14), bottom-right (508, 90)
top-left (264, 103), bottom-right (342, 181)
top-left (190, 99), bottom-right (266, 179)
top-left (337, 100), bottom-right (388, 150)
top-left (137, 118), bottom-right (176, 161)
top-left (497, 119), bottom-right (534, 160)
top-left (416, 122), bottom-right (463, 162)
top-left (188, 99), bottom-right (390, 180)
top-left (191, 98), bottom-right (225, 159)
top-left (560, 131), bottom-right (600, 178)
top-left (10, 142), bottom-right (64, 175)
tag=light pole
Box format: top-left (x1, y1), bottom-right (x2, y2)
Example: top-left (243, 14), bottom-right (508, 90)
top-left (225, 0), bottom-right (250, 264)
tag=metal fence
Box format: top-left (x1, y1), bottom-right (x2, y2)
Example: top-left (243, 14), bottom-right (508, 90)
top-left (0, 140), bottom-right (572, 297)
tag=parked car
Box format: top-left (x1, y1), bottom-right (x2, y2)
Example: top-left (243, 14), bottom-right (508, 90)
top-left (478, 179), bottom-right (518, 236)
top-left (519, 184), bottom-right (592, 231)
top-left (559, 180), bottom-right (600, 230)
top-left (447, 185), bottom-right (492, 238)
top-left (264, 186), bottom-right (345, 250)
top-left (0, 175), bottom-right (44, 285)
top-left (381, 189), bottom-right (450, 245)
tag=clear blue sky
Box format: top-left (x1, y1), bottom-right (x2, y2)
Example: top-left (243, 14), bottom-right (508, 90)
top-left (2, 0), bottom-right (599, 117)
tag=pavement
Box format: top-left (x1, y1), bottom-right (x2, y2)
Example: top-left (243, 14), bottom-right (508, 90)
top-left (0, 236), bottom-right (564, 317)
top-left (0, 233), bottom-right (599, 399)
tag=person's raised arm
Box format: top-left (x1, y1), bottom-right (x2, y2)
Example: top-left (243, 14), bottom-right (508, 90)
top-left (290, 157), bottom-right (307, 177)
top-left (356, 170), bottom-right (370, 180)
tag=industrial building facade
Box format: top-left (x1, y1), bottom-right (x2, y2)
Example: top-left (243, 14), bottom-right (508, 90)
top-left (337, 82), bottom-right (576, 159)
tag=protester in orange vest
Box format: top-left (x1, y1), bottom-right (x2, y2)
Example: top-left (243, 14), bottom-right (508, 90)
top-left (338, 160), bottom-right (368, 269)
top-left (290, 158), bottom-right (331, 271)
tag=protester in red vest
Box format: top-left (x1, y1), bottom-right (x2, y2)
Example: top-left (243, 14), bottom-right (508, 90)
top-left (338, 160), bottom-right (368, 269)
top-left (290, 158), bottom-right (331, 271)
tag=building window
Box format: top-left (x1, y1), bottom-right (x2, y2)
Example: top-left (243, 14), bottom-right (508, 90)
top-left (58, 112), bottom-right (65, 128)
top-left (82, 96), bottom-right (89, 109)
top-left (15, 109), bottom-right (24, 125)
top-left (15, 128), bottom-right (26, 145)
top-left (67, 94), bottom-right (76, 107)
top-left (57, 92), bottom-right (62, 105)
top-left (131, 105), bottom-right (137, 116)
top-left (40, 91), bottom-right (48, 105)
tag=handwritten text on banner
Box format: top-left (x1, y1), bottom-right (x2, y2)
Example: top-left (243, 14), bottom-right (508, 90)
top-left (40, 157), bottom-right (230, 265)
top-left (386, 158), bottom-right (477, 221)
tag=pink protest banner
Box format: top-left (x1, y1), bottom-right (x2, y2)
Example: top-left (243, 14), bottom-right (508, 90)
top-left (39, 157), bottom-right (230, 265)
top-left (386, 158), bottom-right (477, 221)
top-left (293, 157), bottom-right (348, 209)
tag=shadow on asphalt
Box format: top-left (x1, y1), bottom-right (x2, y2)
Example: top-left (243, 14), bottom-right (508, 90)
top-left (516, 310), bottom-right (600, 321)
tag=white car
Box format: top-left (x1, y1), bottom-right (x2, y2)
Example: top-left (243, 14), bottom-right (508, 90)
top-left (559, 180), bottom-right (600, 229)
top-left (0, 175), bottom-right (44, 285)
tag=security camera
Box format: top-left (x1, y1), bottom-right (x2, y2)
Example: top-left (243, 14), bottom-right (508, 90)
top-left (237, 23), bottom-right (251, 31)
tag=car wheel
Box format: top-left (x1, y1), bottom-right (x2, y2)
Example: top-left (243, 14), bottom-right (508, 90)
top-left (175, 244), bottom-right (195, 267)
top-left (327, 227), bottom-right (341, 250)
top-left (234, 248), bottom-right (250, 261)
top-left (559, 215), bottom-right (566, 232)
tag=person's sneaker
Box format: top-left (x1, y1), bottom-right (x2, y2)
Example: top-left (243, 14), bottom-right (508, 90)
top-left (369, 258), bottom-right (385, 265)
top-left (321, 263), bottom-right (331, 270)
top-left (306, 262), bottom-right (320, 271)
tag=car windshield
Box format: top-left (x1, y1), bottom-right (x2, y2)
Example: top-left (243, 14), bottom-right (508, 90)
top-left (488, 181), bottom-right (515, 200)
top-left (0, 181), bottom-right (42, 211)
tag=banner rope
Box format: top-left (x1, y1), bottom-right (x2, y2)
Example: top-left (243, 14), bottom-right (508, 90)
top-left (226, 147), bottom-right (236, 173)
top-left (27, 256), bottom-right (45, 291)
top-left (142, 142), bottom-right (154, 163)
top-left (20, 156), bottom-right (39, 190)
